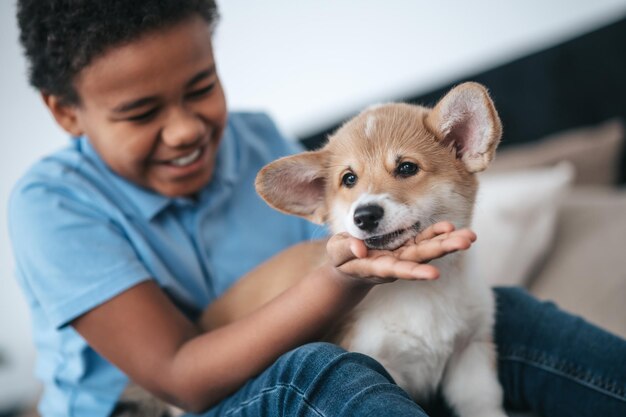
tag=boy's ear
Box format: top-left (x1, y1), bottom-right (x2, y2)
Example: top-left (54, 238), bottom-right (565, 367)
top-left (425, 82), bottom-right (502, 173)
top-left (42, 93), bottom-right (84, 137)
top-left (255, 150), bottom-right (328, 224)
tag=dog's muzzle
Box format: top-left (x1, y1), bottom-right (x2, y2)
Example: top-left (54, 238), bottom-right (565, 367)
top-left (364, 222), bottom-right (422, 250)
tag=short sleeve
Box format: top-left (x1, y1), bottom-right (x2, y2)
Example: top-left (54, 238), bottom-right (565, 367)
top-left (243, 113), bottom-right (328, 240)
top-left (9, 180), bottom-right (151, 329)
top-left (227, 112), bottom-right (329, 244)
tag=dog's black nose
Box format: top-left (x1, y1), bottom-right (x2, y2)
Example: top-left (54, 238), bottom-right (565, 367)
top-left (354, 205), bottom-right (384, 232)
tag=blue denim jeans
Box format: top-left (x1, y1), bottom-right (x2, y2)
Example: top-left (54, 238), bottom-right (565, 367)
top-left (189, 287), bottom-right (626, 417)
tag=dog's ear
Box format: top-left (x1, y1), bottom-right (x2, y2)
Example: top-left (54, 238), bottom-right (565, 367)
top-left (425, 82), bottom-right (502, 173)
top-left (255, 150), bottom-right (328, 224)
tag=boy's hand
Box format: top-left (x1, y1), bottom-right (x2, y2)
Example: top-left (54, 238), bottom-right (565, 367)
top-left (326, 221), bottom-right (476, 286)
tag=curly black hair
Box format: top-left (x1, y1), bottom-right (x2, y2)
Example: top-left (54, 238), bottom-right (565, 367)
top-left (17, 0), bottom-right (219, 105)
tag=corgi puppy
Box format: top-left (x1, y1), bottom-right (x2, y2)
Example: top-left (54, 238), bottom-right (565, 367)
top-left (254, 82), bottom-right (506, 417)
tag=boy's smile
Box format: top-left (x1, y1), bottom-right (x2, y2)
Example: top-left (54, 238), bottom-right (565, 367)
top-left (46, 16), bottom-right (227, 197)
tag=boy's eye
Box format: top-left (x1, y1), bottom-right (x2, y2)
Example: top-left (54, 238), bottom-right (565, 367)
top-left (186, 83), bottom-right (215, 99)
top-left (126, 108), bottom-right (158, 122)
top-left (341, 172), bottom-right (357, 188)
top-left (396, 161), bottom-right (419, 177)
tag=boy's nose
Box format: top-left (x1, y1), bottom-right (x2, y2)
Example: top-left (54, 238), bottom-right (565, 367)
top-left (162, 108), bottom-right (205, 147)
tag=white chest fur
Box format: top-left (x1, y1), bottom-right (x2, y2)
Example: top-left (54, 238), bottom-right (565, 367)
top-left (343, 253), bottom-right (495, 401)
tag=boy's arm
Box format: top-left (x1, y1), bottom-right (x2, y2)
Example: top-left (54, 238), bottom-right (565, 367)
top-left (72, 253), bottom-right (365, 413)
top-left (199, 239), bottom-right (328, 331)
top-left (72, 223), bottom-right (474, 413)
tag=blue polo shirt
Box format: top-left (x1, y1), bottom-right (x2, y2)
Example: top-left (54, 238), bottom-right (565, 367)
top-left (8, 112), bottom-right (325, 417)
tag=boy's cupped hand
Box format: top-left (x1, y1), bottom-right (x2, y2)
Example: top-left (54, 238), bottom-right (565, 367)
top-left (326, 221), bottom-right (476, 285)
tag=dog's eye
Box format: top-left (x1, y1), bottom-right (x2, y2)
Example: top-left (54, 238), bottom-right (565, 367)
top-left (341, 172), bottom-right (358, 188)
top-left (396, 161), bottom-right (419, 177)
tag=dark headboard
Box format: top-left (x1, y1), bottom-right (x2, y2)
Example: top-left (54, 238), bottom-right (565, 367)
top-left (300, 15), bottom-right (626, 183)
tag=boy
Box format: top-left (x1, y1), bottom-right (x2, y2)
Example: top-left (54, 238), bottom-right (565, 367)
top-left (11, 1), bottom-right (626, 417)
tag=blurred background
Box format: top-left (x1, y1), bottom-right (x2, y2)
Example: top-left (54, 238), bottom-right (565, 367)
top-left (1, 0), bottom-right (625, 415)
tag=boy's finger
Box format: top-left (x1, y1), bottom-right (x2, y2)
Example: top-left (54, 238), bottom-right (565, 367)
top-left (429, 228), bottom-right (477, 243)
top-left (414, 221), bottom-right (455, 242)
top-left (343, 256), bottom-right (440, 281)
top-left (326, 234), bottom-right (368, 266)
top-left (399, 236), bottom-right (473, 263)
top-left (393, 262), bottom-right (440, 280)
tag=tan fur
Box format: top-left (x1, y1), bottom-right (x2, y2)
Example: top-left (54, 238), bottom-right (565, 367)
top-left (322, 311), bottom-right (357, 347)
top-left (323, 103), bottom-right (479, 232)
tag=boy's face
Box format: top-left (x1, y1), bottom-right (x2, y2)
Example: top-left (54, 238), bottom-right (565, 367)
top-left (49, 16), bottom-right (228, 197)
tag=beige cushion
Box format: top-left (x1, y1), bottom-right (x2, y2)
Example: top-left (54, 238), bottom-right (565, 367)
top-left (469, 163), bottom-right (574, 287)
top-left (529, 187), bottom-right (626, 339)
top-left (491, 119), bottom-right (624, 186)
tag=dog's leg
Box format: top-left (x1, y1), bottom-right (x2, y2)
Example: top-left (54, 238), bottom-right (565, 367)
top-left (441, 340), bottom-right (507, 417)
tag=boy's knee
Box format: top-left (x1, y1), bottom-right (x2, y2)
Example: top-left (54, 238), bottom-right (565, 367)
top-left (250, 343), bottom-right (415, 416)
top-left (280, 342), bottom-right (347, 369)
top-left (272, 342), bottom-right (390, 387)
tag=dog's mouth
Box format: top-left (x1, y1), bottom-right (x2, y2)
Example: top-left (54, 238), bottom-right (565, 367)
top-left (364, 222), bottom-right (421, 250)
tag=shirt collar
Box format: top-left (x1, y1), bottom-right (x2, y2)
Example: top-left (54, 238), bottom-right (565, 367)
top-left (76, 123), bottom-right (239, 221)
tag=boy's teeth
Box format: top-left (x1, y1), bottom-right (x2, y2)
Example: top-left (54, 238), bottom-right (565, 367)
top-left (170, 149), bottom-right (201, 166)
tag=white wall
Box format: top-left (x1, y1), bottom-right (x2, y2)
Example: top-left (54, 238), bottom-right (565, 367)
top-left (1, 0), bottom-right (625, 410)
top-left (215, 0), bottom-right (626, 137)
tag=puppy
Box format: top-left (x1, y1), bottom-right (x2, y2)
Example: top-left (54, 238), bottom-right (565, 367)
top-left (254, 82), bottom-right (506, 417)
